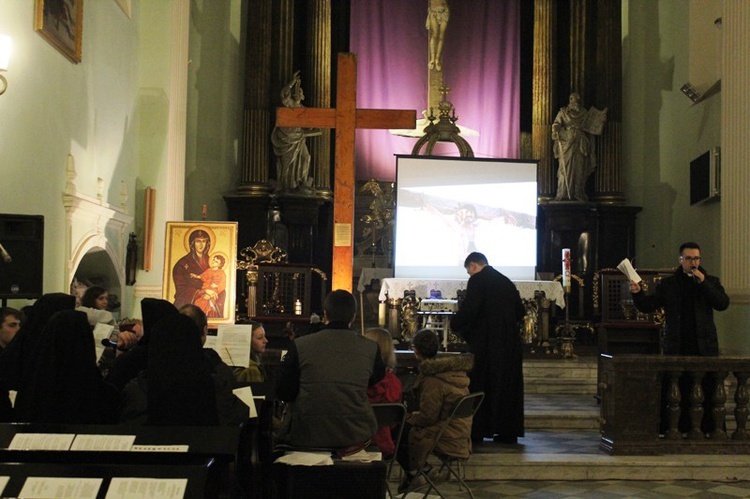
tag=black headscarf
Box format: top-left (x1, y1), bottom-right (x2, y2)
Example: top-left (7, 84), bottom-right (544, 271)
top-left (14, 310), bottom-right (117, 424)
top-left (105, 298), bottom-right (178, 392)
top-left (139, 298), bottom-right (179, 346)
top-left (146, 314), bottom-right (218, 426)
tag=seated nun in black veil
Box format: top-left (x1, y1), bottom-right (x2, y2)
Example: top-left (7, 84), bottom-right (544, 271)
top-left (14, 309), bottom-right (119, 424)
top-left (106, 298), bottom-right (179, 392)
top-left (120, 314), bottom-right (220, 426)
top-left (0, 293), bottom-right (76, 393)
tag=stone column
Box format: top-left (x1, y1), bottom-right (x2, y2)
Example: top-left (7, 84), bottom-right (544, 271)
top-left (306, 0), bottom-right (333, 198)
top-left (568, 0), bottom-right (590, 98)
top-left (532, 0), bottom-right (557, 200)
top-left (721, 3), bottom-right (750, 303)
top-left (591, 0), bottom-right (624, 203)
top-left (237, 0), bottom-right (274, 195)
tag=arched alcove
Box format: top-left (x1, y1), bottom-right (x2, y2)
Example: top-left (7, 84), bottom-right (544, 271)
top-left (70, 246), bottom-right (123, 313)
top-left (63, 155), bottom-right (133, 313)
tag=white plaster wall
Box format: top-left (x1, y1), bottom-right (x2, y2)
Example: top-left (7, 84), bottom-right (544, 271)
top-left (0, 2), bottom-right (138, 306)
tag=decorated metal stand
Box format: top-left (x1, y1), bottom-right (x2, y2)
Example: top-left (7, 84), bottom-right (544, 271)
top-left (555, 248), bottom-right (577, 359)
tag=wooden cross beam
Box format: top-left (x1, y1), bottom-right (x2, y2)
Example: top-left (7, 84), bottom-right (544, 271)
top-left (276, 52), bottom-right (415, 292)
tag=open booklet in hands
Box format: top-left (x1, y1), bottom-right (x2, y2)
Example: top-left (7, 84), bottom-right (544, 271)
top-left (617, 258), bottom-right (642, 283)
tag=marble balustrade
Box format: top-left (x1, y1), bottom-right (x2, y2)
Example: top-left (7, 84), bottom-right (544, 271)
top-left (600, 354), bottom-right (750, 455)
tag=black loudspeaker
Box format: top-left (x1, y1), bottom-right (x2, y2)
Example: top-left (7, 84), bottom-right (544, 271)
top-left (0, 214), bottom-right (44, 300)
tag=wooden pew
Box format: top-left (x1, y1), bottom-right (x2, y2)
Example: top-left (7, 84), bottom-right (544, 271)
top-left (0, 423), bottom-right (242, 498)
top-left (0, 462), bottom-right (211, 499)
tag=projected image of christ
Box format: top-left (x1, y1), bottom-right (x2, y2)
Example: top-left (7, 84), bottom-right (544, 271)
top-left (397, 185), bottom-right (536, 268)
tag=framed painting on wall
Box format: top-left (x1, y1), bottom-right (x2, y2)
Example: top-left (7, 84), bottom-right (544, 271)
top-left (34, 0), bottom-right (84, 63)
top-left (162, 222), bottom-right (238, 326)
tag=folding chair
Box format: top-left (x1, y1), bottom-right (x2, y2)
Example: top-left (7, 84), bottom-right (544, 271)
top-left (371, 402), bottom-right (407, 498)
top-left (403, 391), bottom-right (484, 499)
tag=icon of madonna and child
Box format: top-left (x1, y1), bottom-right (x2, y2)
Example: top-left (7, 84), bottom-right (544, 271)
top-left (163, 222), bottom-right (237, 325)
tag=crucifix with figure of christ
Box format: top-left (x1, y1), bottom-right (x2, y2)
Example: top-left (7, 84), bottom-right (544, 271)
top-left (276, 52), bottom-right (415, 292)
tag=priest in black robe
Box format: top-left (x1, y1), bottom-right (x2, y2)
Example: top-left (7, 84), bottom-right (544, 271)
top-left (450, 252), bottom-right (525, 443)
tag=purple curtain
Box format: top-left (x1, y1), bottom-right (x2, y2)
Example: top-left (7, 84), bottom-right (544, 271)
top-left (350, 0), bottom-right (520, 181)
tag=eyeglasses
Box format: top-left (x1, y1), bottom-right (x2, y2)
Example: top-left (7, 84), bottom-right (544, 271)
top-left (680, 256), bottom-right (702, 262)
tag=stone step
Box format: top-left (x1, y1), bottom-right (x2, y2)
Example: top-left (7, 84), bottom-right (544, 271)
top-left (464, 449), bottom-right (750, 481)
top-left (523, 356), bottom-right (599, 396)
top-left (393, 430), bottom-right (750, 483)
top-left (526, 393), bottom-right (600, 430)
top-left (525, 378), bottom-right (597, 395)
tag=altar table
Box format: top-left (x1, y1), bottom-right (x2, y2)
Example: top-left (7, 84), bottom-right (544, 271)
top-left (378, 278), bottom-right (565, 306)
top-left (378, 278), bottom-right (565, 346)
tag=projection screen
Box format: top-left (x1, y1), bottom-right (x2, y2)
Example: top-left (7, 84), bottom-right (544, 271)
top-left (394, 155), bottom-right (538, 280)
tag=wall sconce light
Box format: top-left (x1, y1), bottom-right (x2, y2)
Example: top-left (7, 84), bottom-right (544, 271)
top-left (0, 35), bottom-right (11, 96)
top-left (680, 82), bottom-right (702, 103)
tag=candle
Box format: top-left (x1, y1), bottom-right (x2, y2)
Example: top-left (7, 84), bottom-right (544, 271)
top-left (378, 302), bottom-right (386, 326)
top-left (294, 299), bottom-right (302, 315)
top-left (562, 248), bottom-right (571, 291)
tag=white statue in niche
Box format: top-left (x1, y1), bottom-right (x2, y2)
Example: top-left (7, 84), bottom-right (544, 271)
top-left (552, 92), bottom-right (607, 202)
top-left (271, 71), bottom-right (321, 194)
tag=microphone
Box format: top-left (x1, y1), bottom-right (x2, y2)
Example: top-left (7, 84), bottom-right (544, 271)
top-left (0, 243), bottom-right (11, 263)
top-left (691, 267), bottom-right (700, 283)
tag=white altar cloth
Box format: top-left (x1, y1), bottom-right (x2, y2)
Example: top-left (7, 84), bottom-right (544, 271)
top-left (378, 278), bottom-right (565, 308)
top-left (356, 268), bottom-right (395, 293)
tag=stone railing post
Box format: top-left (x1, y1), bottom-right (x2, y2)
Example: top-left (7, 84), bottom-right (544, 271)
top-left (688, 371), bottom-right (706, 439)
top-left (733, 372), bottom-right (750, 441)
top-left (665, 371), bottom-right (682, 440)
top-left (712, 371), bottom-right (729, 440)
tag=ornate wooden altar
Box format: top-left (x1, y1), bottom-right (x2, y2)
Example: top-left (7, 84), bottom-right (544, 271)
top-left (236, 240), bottom-right (327, 346)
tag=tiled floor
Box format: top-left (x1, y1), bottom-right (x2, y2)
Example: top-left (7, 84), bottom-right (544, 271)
top-left (396, 425), bottom-right (750, 497)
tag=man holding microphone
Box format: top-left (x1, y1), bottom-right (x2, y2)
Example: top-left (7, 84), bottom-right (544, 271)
top-left (629, 241), bottom-right (729, 434)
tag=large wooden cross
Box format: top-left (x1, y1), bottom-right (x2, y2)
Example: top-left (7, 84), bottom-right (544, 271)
top-left (276, 52), bottom-right (415, 292)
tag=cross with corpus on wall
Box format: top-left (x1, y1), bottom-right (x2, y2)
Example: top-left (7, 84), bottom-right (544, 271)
top-left (276, 52), bottom-right (415, 292)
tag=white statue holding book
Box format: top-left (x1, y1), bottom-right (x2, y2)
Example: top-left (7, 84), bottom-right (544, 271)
top-left (552, 92), bottom-right (607, 202)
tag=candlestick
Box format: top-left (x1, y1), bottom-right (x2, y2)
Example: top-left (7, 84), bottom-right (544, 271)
top-left (562, 248), bottom-right (571, 292)
top-left (294, 299), bottom-right (302, 316)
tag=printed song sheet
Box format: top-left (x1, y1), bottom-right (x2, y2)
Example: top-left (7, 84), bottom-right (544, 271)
top-left (9, 433), bottom-right (75, 451)
top-left (617, 258), bottom-right (642, 283)
top-left (19, 477), bottom-right (101, 499)
top-left (105, 478), bottom-right (187, 499)
top-left (70, 434), bottom-right (136, 452)
top-left (204, 325), bottom-right (252, 367)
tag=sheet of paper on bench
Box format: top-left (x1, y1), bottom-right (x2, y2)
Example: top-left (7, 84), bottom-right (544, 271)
top-left (617, 258), bottom-right (642, 283)
top-left (9, 433), bottom-right (75, 450)
top-left (274, 451), bottom-right (334, 466)
top-left (233, 385), bottom-right (262, 419)
top-left (131, 445), bottom-right (189, 452)
top-left (205, 324), bottom-right (252, 367)
top-left (106, 478), bottom-right (187, 499)
top-left (340, 449), bottom-right (382, 462)
top-left (71, 434), bottom-right (136, 451)
top-left (20, 477), bottom-right (102, 499)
